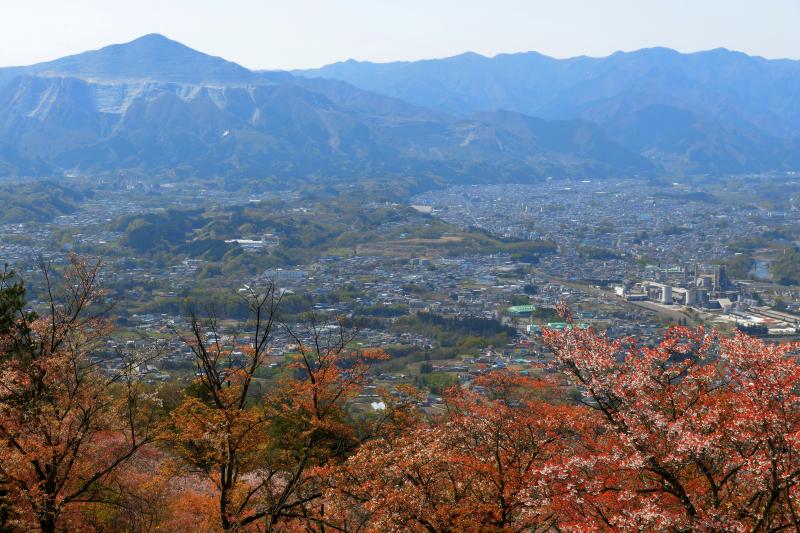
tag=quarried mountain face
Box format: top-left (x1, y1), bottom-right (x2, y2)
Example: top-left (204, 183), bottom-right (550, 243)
top-left (6, 34), bottom-right (794, 180)
top-left (0, 35), bottom-right (651, 181)
top-left (0, 33), bottom-right (263, 85)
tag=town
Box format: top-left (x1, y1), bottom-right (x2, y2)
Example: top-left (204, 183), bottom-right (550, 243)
top-left (3, 173), bottom-right (799, 408)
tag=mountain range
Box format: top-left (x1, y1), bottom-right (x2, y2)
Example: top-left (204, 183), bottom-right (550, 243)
top-left (0, 34), bottom-right (797, 183)
top-left (297, 48), bottom-right (800, 174)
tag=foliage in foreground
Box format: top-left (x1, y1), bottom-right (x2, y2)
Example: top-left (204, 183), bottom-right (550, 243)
top-left (3, 261), bottom-right (800, 531)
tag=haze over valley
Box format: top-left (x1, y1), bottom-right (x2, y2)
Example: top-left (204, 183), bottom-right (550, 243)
top-left (4, 6), bottom-right (800, 530)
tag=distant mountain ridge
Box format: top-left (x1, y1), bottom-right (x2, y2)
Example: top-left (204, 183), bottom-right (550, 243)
top-left (0, 35), bottom-right (796, 181)
top-left (0, 34), bottom-right (651, 181)
top-left (296, 48), bottom-right (800, 173)
top-left (0, 34), bottom-right (278, 86)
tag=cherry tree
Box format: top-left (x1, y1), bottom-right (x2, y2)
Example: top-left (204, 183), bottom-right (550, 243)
top-left (542, 308), bottom-right (800, 531)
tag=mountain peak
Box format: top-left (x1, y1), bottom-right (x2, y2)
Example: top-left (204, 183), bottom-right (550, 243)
top-left (129, 33), bottom-right (175, 44)
top-left (116, 33), bottom-right (191, 52)
top-left (17, 34), bottom-right (261, 85)
top-left (449, 51), bottom-right (486, 60)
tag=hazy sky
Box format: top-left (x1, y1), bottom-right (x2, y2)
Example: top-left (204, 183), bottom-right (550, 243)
top-left (2, 0), bottom-right (799, 70)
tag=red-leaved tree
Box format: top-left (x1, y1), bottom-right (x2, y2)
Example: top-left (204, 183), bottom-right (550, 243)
top-left (543, 312), bottom-right (800, 531)
top-left (322, 372), bottom-right (582, 531)
top-left (0, 258), bottom-right (160, 532)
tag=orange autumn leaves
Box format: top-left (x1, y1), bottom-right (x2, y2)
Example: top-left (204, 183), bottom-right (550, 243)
top-left (163, 304), bottom-right (401, 531)
top-left (321, 325), bottom-right (800, 532)
top-left (6, 260), bottom-right (800, 531)
top-left (321, 372), bottom-right (579, 532)
top-left (0, 258), bottom-right (159, 532)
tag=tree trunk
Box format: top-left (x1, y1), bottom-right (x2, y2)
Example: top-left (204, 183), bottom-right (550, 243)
top-left (38, 504), bottom-right (57, 533)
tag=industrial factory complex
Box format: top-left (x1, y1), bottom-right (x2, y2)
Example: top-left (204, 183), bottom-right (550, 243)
top-left (616, 266), bottom-right (800, 336)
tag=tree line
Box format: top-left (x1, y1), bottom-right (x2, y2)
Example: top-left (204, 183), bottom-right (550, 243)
top-left (2, 259), bottom-right (800, 531)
